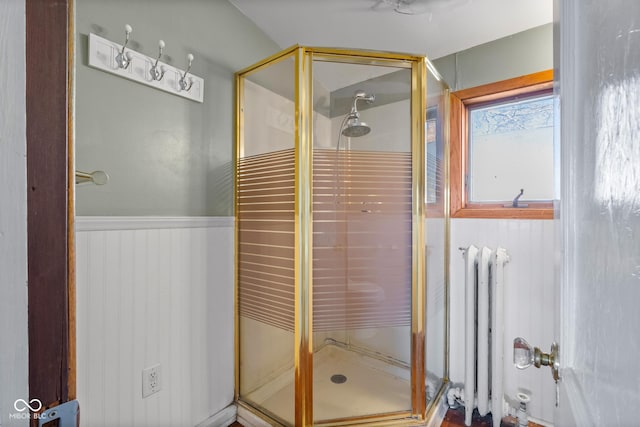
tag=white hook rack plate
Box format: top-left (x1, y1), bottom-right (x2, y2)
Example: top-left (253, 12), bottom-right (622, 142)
top-left (88, 33), bottom-right (204, 103)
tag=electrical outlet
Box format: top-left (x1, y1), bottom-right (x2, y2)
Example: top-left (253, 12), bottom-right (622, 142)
top-left (142, 364), bottom-right (161, 398)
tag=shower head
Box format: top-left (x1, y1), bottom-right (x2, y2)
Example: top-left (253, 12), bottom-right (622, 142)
top-left (342, 115), bottom-right (371, 137)
top-left (341, 90), bottom-right (375, 138)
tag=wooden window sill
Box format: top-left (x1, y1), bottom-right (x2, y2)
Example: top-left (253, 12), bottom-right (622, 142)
top-left (452, 207), bottom-right (553, 220)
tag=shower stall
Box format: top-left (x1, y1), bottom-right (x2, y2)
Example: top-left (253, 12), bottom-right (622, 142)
top-left (235, 46), bottom-right (449, 426)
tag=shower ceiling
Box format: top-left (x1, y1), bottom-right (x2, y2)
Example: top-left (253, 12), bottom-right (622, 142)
top-left (228, 0), bottom-right (553, 62)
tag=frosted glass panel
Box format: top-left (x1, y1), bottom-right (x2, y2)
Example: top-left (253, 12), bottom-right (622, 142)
top-left (237, 55), bottom-right (296, 426)
top-left (469, 95), bottom-right (554, 202)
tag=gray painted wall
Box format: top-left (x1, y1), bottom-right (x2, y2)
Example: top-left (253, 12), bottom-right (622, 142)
top-left (0, 1), bottom-right (29, 426)
top-left (432, 23), bottom-right (552, 91)
top-left (76, 0), bottom-right (279, 216)
top-left (75, 8), bottom-right (550, 216)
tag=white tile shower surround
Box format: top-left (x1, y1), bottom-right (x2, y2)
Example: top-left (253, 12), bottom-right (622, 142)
top-left (75, 217), bottom-right (235, 427)
top-left (245, 344), bottom-right (412, 424)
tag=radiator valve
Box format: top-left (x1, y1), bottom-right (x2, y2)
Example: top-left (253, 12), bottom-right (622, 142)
top-left (516, 392), bottom-right (530, 427)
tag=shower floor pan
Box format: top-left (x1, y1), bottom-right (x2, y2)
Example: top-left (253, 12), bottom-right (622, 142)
top-left (244, 343), bottom-right (411, 424)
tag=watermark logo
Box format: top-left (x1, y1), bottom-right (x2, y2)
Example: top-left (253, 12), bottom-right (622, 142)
top-left (9, 398), bottom-right (43, 420)
top-left (14, 398), bottom-right (42, 412)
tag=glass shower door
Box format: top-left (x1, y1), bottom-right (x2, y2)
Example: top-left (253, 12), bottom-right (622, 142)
top-left (311, 58), bottom-right (414, 423)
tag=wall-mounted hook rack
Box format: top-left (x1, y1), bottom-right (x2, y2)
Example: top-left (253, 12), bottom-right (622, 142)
top-left (88, 32), bottom-right (204, 103)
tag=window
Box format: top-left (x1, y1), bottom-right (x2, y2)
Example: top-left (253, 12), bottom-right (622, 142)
top-left (450, 70), bottom-right (554, 219)
top-left (426, 107), bottom-right (439, 204)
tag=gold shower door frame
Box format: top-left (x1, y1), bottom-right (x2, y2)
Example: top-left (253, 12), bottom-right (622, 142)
top-left (235, 46), bottom-right (434, 426)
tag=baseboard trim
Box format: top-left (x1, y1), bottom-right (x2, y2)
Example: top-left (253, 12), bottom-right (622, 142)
top-left (426, 384), bottom-right (449, 427)
top-left (237, 405), bottom-right (274, 427)
top-left (75, 216), bottom-right (234, 231)
top-left (195, 404), bottom-right (238, 427)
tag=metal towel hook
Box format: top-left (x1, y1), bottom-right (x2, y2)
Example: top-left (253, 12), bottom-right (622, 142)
top-left (76, 170), bottom-right (109, 185)
top-left (149, 40), bottom-right (166, 81)
top-left (179, 53), bottom-right (194, 92)
top-left (115, 24), bottom-right (133, 69)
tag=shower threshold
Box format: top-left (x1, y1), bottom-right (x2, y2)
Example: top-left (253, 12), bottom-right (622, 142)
top-left (244, 343), bottom-right (411, 424)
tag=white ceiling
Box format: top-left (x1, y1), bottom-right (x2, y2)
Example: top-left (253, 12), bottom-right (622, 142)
top-left (228, 0), bottom-right (553, 60)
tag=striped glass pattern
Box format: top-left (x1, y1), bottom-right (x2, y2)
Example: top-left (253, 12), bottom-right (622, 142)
top-left (313, 149), bottom-right (412, 331)
top-left (238, 148), bottom-right (295, 332)
top-left (237, 148), bottom-right (412, 332)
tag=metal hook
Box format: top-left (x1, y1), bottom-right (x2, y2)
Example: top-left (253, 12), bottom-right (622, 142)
top-left (115, 24), bottom-right (133, 69)
top-left (179, 53), bottom-right (194, 92)
top-left (149, 40), bottom-right (166, 81)
top-left (75, 170), bottom-right (109, 186)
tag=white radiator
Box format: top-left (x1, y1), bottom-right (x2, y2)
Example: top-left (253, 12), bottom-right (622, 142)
top-left (463, 245), bottom-right (510, 427)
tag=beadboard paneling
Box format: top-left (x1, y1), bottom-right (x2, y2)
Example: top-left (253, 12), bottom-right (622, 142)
top-left (75, 217), bottom-right (234, 427)
top-left (449, 218), bottom-right (556, 423)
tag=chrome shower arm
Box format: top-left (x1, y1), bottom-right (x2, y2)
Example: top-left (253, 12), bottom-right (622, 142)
top-left (351, 92), bottom-right (376, 113)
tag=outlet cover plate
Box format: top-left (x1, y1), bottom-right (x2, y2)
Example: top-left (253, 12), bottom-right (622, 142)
top-left (142, 364), bottom-right (162, 398)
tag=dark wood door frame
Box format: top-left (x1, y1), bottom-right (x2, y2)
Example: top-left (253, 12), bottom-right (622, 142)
top-left (26, 0), bottom-right (75, 415)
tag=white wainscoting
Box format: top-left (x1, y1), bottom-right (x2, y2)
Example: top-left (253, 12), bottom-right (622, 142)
top-left (75, 217), bottom-right (235, 427)
top-left (449, 218), bottom-right (556, 424)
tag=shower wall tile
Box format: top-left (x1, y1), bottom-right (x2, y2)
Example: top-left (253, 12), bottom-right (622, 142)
top-left (75, 217), bottom-right (235, 427)
top-left (449, 218), bottom-right (556, 423)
